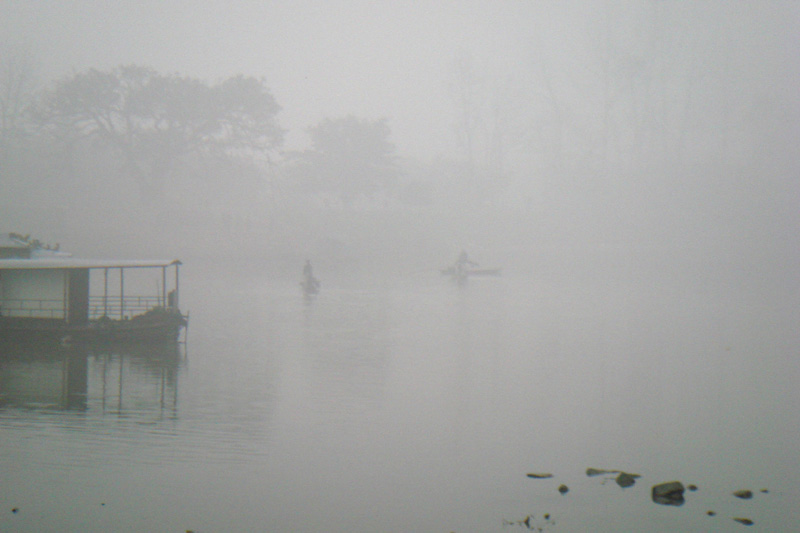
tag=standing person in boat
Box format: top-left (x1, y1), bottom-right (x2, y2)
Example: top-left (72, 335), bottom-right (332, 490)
top-left (302, 260), bottom-right (320, 294)
top-left (455, 250), bottom-right (477, 278)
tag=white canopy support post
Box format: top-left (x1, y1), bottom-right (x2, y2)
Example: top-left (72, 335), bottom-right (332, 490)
top-left (174, 262), bottom-right (180, 309)
top-left (119, 268), bottom-right (125, 320)
top-left (103, 268), bottom-right (108, 317)
top-left (62, 270), bottom-right (68, 321)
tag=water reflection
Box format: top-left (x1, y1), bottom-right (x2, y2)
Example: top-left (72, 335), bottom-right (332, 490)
top-left (297, 288), bottom-right (392, 428)
top-left (0, 341), bottom-right (182, 418)
top-left (1, 265), bottom-right (797, 532)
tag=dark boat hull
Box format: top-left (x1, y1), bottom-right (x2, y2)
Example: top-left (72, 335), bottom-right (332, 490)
top-left (301, 277), bottom-right (320, 295)
top-left (0, 308), bottom-right (187, 344)
top-left (440, 267), bottom-right (502, 277)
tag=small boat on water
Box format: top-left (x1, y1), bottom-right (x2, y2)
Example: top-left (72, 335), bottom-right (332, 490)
top-left (301, 276), bottom-right (320, 296)
top-left (442, 250), bottom-right (501, 282)
top-left (300, 259), bottom-right (320, 296)
top-left (440, 266), bottom-right (502, 277)
top-left (0, 234), bottom-right (187, 343)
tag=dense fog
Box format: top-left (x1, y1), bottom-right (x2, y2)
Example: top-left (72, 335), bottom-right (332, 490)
top-left (1, 1), bottom-right (798, 289)
top-left (2, 4), bottom-right (800, 531)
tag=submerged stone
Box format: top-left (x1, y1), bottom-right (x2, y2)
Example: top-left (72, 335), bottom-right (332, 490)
top-left (652, 481), bottom-right (685, 506)
top-left (586, 468), bottom-right (618, 477)
top-left (615, 472), bottom-right (640, 488)
top-left (733, 490), bottom-right (753, 500)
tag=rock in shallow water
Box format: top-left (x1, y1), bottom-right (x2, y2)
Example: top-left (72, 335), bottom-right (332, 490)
top-left (586, 468), bottom-right (618, 477)
top-left (615, 472), bottom-right (640, 488)
top-left (652, 481), bottom-right (685, 506)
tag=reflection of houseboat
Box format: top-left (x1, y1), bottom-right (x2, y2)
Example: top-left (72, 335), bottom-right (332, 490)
top-left (0, 234), bottom-right (187, 343)
top-left (0, 341), bottom-right (181, 412)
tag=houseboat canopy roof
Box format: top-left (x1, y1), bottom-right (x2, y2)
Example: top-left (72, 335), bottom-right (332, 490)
top-left (0, 258), bottom-right (181, 270)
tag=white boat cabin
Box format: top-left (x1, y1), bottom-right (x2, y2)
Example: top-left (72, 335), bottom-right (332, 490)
top-left (0, 259), bottom-right (182, 326)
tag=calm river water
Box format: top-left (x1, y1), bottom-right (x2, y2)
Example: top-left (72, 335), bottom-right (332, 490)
top-left (1, 258), bottom-right (798, 532)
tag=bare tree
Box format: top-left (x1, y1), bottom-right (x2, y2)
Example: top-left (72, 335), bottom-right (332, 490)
top-left (0, 46), bottom-right (39, 148)
top-left (448, 50), bottom-right (484, 178)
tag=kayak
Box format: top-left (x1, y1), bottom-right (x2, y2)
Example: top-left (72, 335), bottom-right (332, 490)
top-left (440, 266), bottom-right (502, 277)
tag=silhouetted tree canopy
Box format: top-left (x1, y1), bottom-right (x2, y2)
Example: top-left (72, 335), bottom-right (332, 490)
top-left (33, 65), bottom-right (284, 201)
top-left (291, 115), bottom-right (398, 204)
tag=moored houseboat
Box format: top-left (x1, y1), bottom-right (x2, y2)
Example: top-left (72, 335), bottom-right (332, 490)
top-left (0, 235), bottom-right (187, 343)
